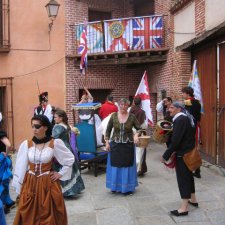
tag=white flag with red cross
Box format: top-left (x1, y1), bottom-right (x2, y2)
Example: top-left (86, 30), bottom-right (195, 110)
top-left (135, 71), bottom-right (154, 127)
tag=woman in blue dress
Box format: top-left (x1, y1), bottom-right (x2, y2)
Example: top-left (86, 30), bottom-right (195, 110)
top-left (52, 109), bottom-right (85, 197)
top-left (105, 98), bottom-right (141, 195)
top-left (0, 129), bottom-right (15, 214)
top-left (0, 147), bottom-right (11, 225)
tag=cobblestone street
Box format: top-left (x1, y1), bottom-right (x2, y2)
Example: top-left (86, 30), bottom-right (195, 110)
top-left (6, 141), bottom-right (225, 225)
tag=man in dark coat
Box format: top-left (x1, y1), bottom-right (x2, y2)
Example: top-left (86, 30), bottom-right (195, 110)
top-left (182, 86), bottom-right (201, 178)
top-left (130, 97), bottom-right (147, 176)
top-left (161, 102), bottom-right (198, 217)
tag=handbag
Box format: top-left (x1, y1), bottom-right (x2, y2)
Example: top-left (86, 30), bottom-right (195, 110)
top-left (183, 147), bottom-right (202, 172)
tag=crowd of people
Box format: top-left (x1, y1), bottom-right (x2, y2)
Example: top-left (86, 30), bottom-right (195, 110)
top-left (0, 85), bottom-right (202, 224)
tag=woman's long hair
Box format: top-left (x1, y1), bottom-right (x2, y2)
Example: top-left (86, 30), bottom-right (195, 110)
top-left (55, 109), bottom-right (71, 131)
top-left (31, 115), bottom-right (52, 138)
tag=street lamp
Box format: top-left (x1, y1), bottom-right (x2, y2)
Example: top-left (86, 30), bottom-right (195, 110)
top-left (45, 0), bottom-right (60, 31)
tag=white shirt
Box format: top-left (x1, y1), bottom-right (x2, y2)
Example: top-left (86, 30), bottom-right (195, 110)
top-left (156, 101), bottom-right (164, 112)
top-left (35, 104), bottom-right (53, 122)
top-left (172, 112), bottom-right (186, 122)
top-left (12, 139), bottom-right (74, 194)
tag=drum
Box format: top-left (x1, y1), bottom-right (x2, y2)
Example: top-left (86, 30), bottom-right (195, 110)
top-left (153, 120), bottom-right (173, 143)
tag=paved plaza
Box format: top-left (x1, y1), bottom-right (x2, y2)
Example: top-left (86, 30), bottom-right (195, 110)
top-left (6, 141), bottom-right (225, 225)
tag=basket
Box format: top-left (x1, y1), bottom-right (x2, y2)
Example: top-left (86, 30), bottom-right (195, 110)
top-left (136, 135), bottom-right (151, 148)
top-left (153, 120), bottom-right (173, 143)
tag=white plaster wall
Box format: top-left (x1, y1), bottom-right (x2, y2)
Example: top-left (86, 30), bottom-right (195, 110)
top-left (206, 0), bottom-right (225, 30)
top-left (174, 1), bottom-right (195, 48)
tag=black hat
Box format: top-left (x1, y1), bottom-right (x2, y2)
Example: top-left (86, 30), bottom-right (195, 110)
top-left (39, 92), bottom-right (48, 103)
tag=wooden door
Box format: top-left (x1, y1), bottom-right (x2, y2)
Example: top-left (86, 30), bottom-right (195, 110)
top-left (218, 43), bottom-right (225, 167)
top-left (193, 46), bottom-right (217, 164)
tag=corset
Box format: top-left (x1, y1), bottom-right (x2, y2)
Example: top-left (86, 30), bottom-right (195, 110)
top-left (29, 161), bottom-right (52, 177)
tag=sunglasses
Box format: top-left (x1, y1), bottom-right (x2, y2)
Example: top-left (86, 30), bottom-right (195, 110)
top-left (32, 124), bottom-right (42, 129)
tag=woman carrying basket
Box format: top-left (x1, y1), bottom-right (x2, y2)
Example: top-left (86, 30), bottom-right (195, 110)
top-left (105, 98), bottom-right (141, 195)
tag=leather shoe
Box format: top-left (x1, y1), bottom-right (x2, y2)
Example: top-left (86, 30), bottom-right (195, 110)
top-left (170, 210), bottom-right (188, 216)
top-left (188, 200), bottom-right (199, 207)
top-left (193, 171), bottom-right (201, 178)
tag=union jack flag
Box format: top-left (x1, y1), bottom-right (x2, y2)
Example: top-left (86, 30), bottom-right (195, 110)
top-left (132, 16), bottom-right (163, 49)
top-left (78, 20), bottom-right (88, 74)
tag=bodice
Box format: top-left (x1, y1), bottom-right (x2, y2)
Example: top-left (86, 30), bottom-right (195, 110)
top-left (28, 146), bottom-right (54, 164)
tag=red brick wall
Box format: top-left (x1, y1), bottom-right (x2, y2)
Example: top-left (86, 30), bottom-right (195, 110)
top-left (195, 0), bottom-right (205, 36)
top-left (153, 0), bottom-right (175, 101)
top-left (152, 0), bottom-right (192, 105)
top-left (65, 0), bottom-right (144, 124)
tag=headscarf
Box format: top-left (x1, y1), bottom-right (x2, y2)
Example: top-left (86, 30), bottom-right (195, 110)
top-left (172, 101), bottom-right (195, 128)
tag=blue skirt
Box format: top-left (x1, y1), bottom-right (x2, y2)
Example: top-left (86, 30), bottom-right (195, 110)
top-left (0, 154), bottom-right (13, 206)
top-left (0, 199), bottom-right (6, 225)
top-left (106, 152), bottom-right (138, 193)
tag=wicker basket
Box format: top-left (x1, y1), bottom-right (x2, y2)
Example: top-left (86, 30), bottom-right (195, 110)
top-left (136, 135), bottom-right (151, 148)
top-left (153, 120), bottom-right (173, 143)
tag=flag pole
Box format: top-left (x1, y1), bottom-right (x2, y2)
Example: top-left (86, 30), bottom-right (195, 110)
top-left (36, 79), bottom-right (41, 95)
top-left (84, 18), bottom-right (88, 87)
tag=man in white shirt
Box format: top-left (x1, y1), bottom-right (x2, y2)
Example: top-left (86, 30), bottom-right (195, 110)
top-left (34, 92), bottom-right (53, 123)
top-left (156, 97), bottom-right (173, 122)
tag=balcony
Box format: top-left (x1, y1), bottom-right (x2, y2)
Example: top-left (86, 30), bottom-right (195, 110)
top-left (67, 15), bottom-right (169, 65)
top-left (0, 0), bottom-right (10, 52)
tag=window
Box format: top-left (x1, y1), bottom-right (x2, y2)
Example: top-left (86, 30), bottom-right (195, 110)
top-left (88, 9), bottom-right (111, 22)
top-left (134, 0), bottom-right (155, 17)
top-left (0, 78), bottom-right (14, 145)
top-left (0, 0), bottom-right (10, 51)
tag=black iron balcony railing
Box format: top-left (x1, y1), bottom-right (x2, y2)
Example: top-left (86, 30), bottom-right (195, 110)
top-left (74, 15), bottom-right (165, 55)
top-left (0, 0), bottom-right (10, 52)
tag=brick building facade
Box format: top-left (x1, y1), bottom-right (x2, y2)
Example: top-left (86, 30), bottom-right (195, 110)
top-left (64, 0), bottom-right (225, 167)
top-left (64, 0), bottom-right (187, 126)
top-left (171, 0), bottom-right (225, 166)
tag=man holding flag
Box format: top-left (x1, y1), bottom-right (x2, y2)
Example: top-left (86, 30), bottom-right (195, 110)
top-left (182, 86), bottom-right (201, 178)
top-left (132, 71), bottom-right (154, 175)
top-left (183, 60), bottom-right (204, 179)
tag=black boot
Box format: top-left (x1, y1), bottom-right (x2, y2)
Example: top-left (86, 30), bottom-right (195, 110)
top-left (193, 167), bottom-right (201, 178)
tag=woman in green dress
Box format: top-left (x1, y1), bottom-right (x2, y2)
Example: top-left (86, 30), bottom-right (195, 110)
top-left (52, 109), bottom-right (85, 197)
top-left (105, 98), bottom-right (141, 195)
